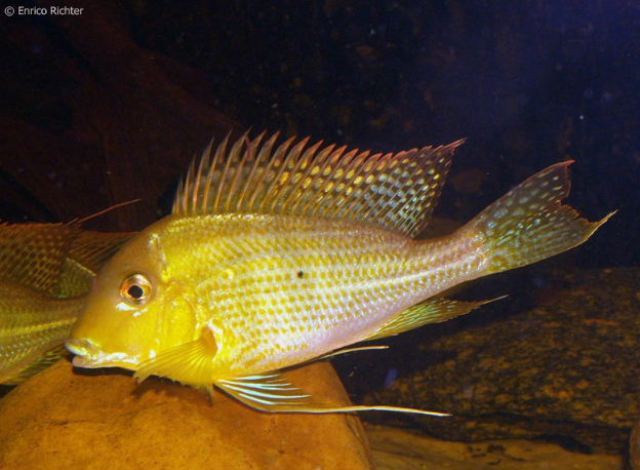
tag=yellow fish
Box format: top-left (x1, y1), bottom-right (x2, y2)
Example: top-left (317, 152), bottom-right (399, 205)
top-left (67, 133), bottom-right (613, 416)
top-left (0, 280), bottom-right (83, 384)
top-left (0, 222), bottom-right (131, 384)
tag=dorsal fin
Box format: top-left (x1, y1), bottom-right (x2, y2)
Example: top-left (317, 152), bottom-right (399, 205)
top-left (56, 230), bottom-right (133, 298)
top-left (0, 222), bottom-right (78, 295)
top-left (173, 132), bottom-right (463, 237)
top-left (65, 230), bottom-right (133, 274)
top-left (0, 220), bottom-right (131, 297)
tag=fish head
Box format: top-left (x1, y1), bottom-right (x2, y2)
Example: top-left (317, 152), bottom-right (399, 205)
top-left (67, 222), bottom-right (197, 371)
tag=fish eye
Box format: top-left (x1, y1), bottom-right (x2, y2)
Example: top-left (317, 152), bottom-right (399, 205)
top-left (120, 273), bottom-right (153, 306)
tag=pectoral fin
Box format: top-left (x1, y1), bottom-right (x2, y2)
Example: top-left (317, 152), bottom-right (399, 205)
top-left (367, 296), bottom-right (506, 341)
top-left (216, 372), bottom-right (449, 417)
top-left (134, 328), bottom-right (218, 385)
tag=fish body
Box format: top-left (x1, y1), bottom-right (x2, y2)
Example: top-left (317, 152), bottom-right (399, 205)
top-left (0, 281), bottom-right (82, 384)
top-left (67, 133), bottom-right (612, 415)
top-left (0, 222), bottom-right (131, 384)
top-left (78, 213), bottom-right (487, 383)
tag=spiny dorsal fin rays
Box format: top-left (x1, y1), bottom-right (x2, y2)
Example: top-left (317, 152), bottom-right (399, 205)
top-left (286, 143), bottom-right (343, 215)
top-left (172, 132), bottom-right (464, 237)
top-left (309, 146), bottom-right (361, 217)
top-left (192, 138), bottom-right (214, 214)
top-left (233, 132), bottom-right (265, 212)
top-left (254, 135), bottom-right (298, 212)
top-left (220, 131), bottom-right (248, 212)
top-left (201, 136), bottom-right (221, 213)
top-left (272, 139), bottom-right (326, 214)
top-left (178, 156), bottom-right (193, 216)
top-left (258, 136), bottom-right (308, 213)
top-left (243, 132), bottom-right (279, 211)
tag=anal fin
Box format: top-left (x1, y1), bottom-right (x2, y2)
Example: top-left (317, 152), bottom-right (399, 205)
top-left (216, 372), bottom-right (449, 417)
top-left (367, 296), bottom-right (506, 341)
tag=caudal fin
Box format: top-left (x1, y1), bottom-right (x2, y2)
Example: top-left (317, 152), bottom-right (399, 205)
top-left (468, 161), bottom-right (615, 274)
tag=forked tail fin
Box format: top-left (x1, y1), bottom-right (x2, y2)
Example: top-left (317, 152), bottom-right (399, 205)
top-left (467, 161), bottom-right (615, 274)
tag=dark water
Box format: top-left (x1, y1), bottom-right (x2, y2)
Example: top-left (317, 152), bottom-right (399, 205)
top-left (1, 0), bottom-right (639, 462)
top-left (0, 1), bottom-right (636, 261)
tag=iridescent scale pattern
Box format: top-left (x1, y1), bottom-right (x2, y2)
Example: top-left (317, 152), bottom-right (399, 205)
top-left (159, 214), bottom-right (489, 378)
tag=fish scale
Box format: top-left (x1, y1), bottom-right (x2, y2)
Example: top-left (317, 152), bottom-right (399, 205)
top-left (154, 214), bottom-right (487, 375)
top-left (0, 282), bottom-right (83, 383)
top-left (67, 133), bottom-right (613, 416)
top-left (0, 223), bottom-right (131, 385)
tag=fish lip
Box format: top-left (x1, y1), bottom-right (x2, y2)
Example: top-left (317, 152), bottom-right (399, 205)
top-left (66, 338), bottom-right (96, 356)
top-left (66, 338), bottom-right (100, 369)
top-left (67, 339), bottom-right (140, 370)
top-left (72, 355), bottom-right (136, 370)
top-left (72, 355), bottom-right (100, 368)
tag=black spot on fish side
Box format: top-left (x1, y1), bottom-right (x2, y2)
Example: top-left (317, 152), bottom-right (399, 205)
top-left (297, 270), bottom-right (304, 279)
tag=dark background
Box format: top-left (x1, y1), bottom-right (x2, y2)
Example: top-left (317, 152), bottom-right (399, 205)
top-left (1, 0), bottom-right (637, 268)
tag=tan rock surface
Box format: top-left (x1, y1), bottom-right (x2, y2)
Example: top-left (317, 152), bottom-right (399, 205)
top-left (0, 360), bottom-right (372, 470)
top-left (368, 424), bottom-right (623, 469)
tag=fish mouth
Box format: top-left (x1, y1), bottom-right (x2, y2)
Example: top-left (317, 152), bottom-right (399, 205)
top-left (66, 338), bottom-right (96, 357)
top-left (66, 338), bottom-right (138, 370)
top-left (66, 338), bottom-right (101, 368)
top-left (71, 355), bottom-right (102, 369)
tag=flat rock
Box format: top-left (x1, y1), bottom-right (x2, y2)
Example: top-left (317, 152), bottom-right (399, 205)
top-left (0, 360), bottom-right (372, 470)
top-left (366, 268), bottom-right (640, 454)
top-left (368, 424), bottom-right (622, 469)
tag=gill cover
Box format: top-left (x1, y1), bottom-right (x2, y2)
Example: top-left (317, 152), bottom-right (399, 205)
top-left (68, 225), bottom-right (181, 368)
